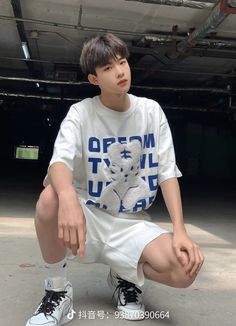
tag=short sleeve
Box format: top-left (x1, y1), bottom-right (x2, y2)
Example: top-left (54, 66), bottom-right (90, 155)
top-left (157, 108), bottom-right (182, 184)
top-left (43, 105), bottom-right (82, 186)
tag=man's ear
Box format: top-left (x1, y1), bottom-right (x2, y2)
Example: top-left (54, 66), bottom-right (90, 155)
top-left (88, 74), bottom-right (98, 85)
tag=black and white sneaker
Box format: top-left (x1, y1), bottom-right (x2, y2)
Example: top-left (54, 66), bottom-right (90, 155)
top-left (25, 278), bottom-right (73, 326)
top-left (107, 269), bottom-right (145, 320)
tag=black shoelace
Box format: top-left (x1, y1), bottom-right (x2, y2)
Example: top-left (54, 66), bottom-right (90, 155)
top-left (113, 277), bottom-right (142, 306)
top-left (36, 290), bottom-right (67, 316)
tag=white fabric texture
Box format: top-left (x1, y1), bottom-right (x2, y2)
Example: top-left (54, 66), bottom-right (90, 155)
top-left (44, 94), bottom-right (182, 214)
top-left (70, 198), bottom-right (169, 286)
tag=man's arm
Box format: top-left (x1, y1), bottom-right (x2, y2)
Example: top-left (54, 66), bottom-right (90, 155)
top-left (160, 177), bottom-right (204, 277)
top-left (49, 162), bottom-right (86, 256)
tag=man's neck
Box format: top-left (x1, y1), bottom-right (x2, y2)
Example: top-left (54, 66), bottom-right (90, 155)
top-left (99, 93), bottom-right (130, 112)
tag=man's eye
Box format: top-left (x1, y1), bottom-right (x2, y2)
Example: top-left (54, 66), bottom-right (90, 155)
top-left (120, 60), bottom-right (126, 65)
top-left (104, 66), bottom-right (111, 71)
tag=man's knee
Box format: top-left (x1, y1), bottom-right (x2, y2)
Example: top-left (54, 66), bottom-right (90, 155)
top-left (172, 249), bottom-right (202, 288)
top-left (172, 268), bottom-right (196, 288)
top-left (35, 185), bottom-right (58, 223)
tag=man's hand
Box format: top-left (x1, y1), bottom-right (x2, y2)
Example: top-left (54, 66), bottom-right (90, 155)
top-left (57, 189), bottom-right (86, 257)
top-left (172, 230), bottom-right (204, 277)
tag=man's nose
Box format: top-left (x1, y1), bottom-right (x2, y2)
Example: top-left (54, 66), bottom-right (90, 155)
top-left (115, 64), bottom-right (124, 77)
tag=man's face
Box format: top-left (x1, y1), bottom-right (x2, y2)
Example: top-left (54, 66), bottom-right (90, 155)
top-left (89, 56), bottom-right (131, 95)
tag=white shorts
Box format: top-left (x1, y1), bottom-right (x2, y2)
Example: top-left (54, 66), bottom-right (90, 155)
top-left (69, 197), bottom-right (169, 286)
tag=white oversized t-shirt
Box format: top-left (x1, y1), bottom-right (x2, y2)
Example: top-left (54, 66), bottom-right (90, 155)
top-left (44, 94), bottom-right (182, 214)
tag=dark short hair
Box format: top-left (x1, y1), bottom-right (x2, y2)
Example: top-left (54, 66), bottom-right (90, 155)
top-left (80, 33), bottom-right (129, 76)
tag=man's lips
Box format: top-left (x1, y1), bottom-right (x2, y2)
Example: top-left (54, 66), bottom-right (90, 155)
top-left (117, 79), bottom-right (128, 86)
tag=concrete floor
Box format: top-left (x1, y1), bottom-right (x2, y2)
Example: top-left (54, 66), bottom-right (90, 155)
top-left (0, 168), bottom-right (235, 326)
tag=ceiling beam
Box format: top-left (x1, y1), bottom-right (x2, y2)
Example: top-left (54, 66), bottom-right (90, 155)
top-left (125, 0), bottom-right (215, 9)
top-left (168, 0), bottom-right (236, 58)
top-left (0, 75), bottom-right (232, 94)
top-left (10, 0), bottom-right (38, 77)
top-left (136, 0), bottom-right (236, 82)
top-left (1, 13), bottom-right (236, 49)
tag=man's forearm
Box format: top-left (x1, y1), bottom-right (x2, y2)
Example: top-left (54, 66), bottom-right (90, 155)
top-left (48, 162), bottom-right (75, 197)
top-left (160, 177), bottom-right (186, 232)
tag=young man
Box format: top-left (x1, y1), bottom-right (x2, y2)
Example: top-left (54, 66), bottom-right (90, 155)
top-left (25, 33), bottom-right (204, 326)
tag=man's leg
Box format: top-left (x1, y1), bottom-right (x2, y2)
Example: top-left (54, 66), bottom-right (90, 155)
top-left (35, 184), bottom-right (66, 262)
top-left (25, 185), bottom-right (73, 326)
top-left (140, 233), bottom-right (198, 288)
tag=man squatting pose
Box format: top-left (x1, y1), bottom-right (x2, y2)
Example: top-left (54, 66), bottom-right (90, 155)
top-left (25, 33), bottom-right (204, 326)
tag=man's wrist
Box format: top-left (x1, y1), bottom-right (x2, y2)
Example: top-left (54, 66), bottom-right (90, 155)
top-left (173, 223), bottom-right (187, 233)
top-left (58, 187), bottom-right (76, 199)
